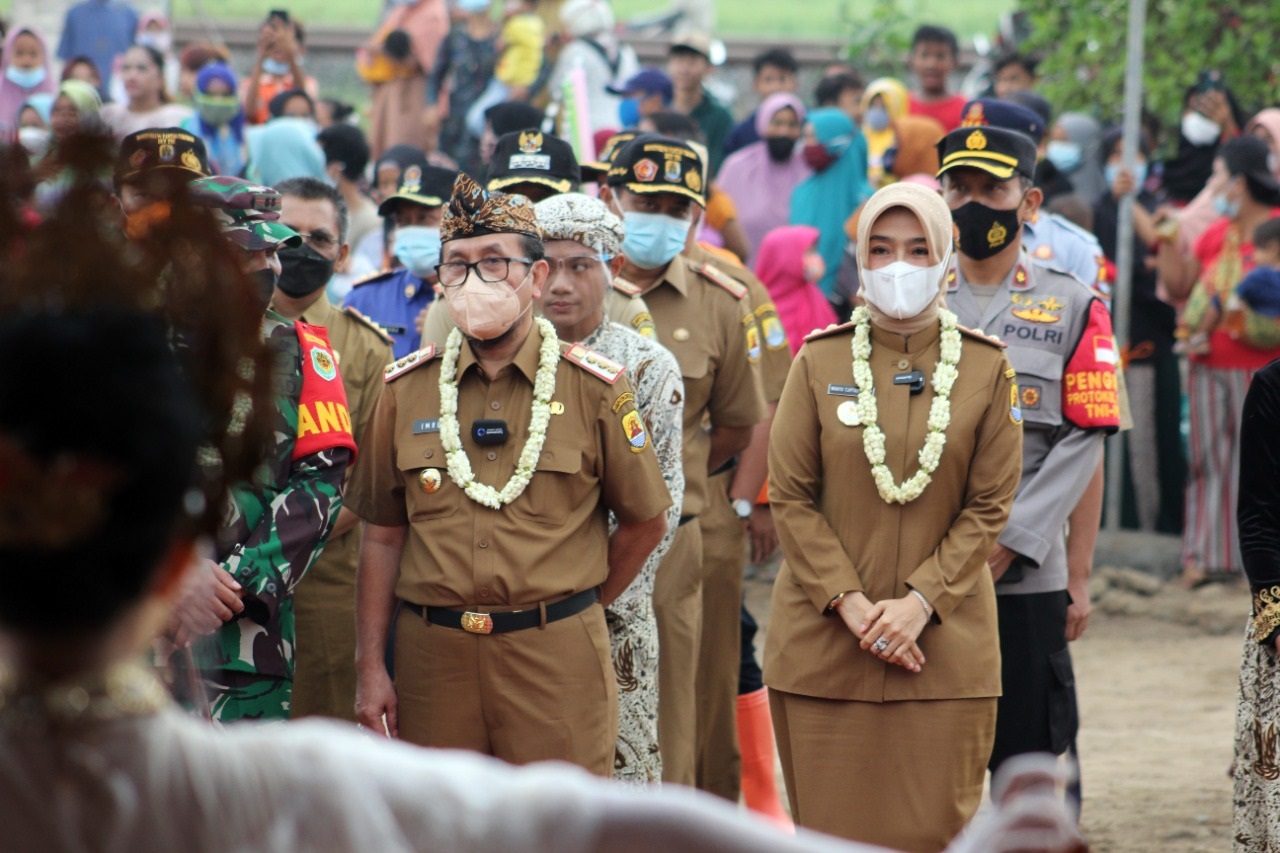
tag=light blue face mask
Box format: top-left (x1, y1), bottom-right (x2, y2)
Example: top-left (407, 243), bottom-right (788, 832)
top-left (1213, 191), bottom-right (1241, 220)
top-left (1046, 140), bottom-right (1083, 174)
top-left (621, 211), bottom-right (691, 270)
top-left (864, 105), bottom-right (890, 132)
top-left (456, 0), bottom-right (492, 12)
top-left (262, 57), bottom-right (292, 76)
top-left (618, 97), bottom-right (641, 129)
top-left (5, 65), bottom-right (46, 90)
top-left (393, 225), bottom-right (443, 278)
top-left (1104, 161), bottom-right (1148, 192)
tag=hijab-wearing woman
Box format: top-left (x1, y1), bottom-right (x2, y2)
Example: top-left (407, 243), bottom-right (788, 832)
top-left (181, 63), bottom-right (247, 177)
top-left (1162, 78), bottom-right (1246, 205)
top-left (33, 80), bottom-right (104, 212)
top-left (765, 182), bottom-right (1022, 851)
top-left (1043, 112), bottom-right (1107, 206)
top-left (0, 27), bottom-right (56, 135)
top-left (789, 107), bottom-right (872, 314)
top-left (859, 77), bottom-right (909, 188)
top-left (101, 45), bottom-right (192, 138)
top-left (753, 224), bottom-right (835, 355)
top-left (245, 116), bottom-right (328, 188)
top-left (718, 93), bottom-right (810, 265)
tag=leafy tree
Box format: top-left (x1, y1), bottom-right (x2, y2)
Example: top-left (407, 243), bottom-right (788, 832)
top-left (1018, 0), bottom-right (1280, 129)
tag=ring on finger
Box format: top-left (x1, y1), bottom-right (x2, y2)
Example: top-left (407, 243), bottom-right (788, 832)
top-left (872, 636), bottom-right (890, 653)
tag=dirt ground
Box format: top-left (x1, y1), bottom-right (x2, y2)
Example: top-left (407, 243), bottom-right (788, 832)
top-left (743, 567), bottom-right (1249, 852)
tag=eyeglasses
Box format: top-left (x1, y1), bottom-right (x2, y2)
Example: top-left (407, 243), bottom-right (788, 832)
top-left (436, 257), bottom-right (532, 287)
top-left (546, 255), bottom-right (608, 278)
top-left (293, 231), bottom-right (338, 251)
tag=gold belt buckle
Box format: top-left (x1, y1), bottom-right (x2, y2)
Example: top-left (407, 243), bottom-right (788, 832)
top-left (461, 611), bottom-right (494, 634)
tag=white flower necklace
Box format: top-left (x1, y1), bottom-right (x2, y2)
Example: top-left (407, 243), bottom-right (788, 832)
top-left (438, 316), bottom-right (560, 509)
top-left (850, 306), bottom-right (962, 505)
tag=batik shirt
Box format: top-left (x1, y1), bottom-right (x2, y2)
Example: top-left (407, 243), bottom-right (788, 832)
top-left (583, 320), bottom-right (685, 785)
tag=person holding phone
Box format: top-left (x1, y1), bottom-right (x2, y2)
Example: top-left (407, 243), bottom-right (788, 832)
top-left (241, 10), bottom-right (319, 126)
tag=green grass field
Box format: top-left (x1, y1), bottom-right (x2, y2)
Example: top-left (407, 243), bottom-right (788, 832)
top-left (155, 0), bottom-right (1010, 40)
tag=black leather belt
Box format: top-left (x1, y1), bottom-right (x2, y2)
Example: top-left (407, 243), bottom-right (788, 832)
top-left (402, 589), bottom-right (598, 635)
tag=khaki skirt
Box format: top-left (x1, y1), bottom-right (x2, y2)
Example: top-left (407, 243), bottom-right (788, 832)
top-left (770, 689), bottom-right (996, 853)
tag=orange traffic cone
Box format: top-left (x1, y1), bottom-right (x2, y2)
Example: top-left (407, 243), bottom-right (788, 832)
top-left (737, 687), bottom-right (793, 831)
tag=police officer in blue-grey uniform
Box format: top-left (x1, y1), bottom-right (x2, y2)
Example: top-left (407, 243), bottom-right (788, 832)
top-left (343, 164), bottom-right (459, 359)
top-left (959, 99), bottom-right (1109, 294)
top-left (935, 125), bottom-right (1122, 787)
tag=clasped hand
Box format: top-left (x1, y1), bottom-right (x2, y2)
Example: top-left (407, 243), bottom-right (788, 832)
top-left (835, 592), bottom-right (928, 673)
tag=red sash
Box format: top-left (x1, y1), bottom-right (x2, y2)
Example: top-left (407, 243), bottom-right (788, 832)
top-left (293, 321), bottom-right (358, 462)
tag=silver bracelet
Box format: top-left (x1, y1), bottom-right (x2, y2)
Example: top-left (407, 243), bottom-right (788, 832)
top-left (910, 589), bottom-right (933, 620)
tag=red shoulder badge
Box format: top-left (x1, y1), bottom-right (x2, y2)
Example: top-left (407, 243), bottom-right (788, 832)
top-left (383, 344), bottom-right (438, 383)
top-left (563, 342), bottom-right (626, 384)
top-left (696, 262), bottom-right (749, 299)
top-left (294, 321), bottom-right (358, 462)
top-left (1063, 299), bottom-right (1121, 431)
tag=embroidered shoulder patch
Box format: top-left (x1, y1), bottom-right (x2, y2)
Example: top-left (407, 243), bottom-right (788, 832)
top-left (695, 262), bottom-right (748, 299)
top-left (564, 343), bottom-right (626, 384)
top-left (383, 344), bottom-right (439, 382)
top-left (343, 305), bottom-right (394, 344)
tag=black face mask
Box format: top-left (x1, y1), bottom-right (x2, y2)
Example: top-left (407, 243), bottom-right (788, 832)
top-left (249, 268), bottom-right (279, 311)
top-left (278, 243), bottom-right (336, 298)
top-left (951, 198), bottom-right (1024, 261)
top-left (765, 135), bottom-right (797, 163)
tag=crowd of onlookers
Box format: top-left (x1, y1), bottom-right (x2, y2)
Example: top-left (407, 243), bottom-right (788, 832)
top-left (4, 0), bottom-right (1280, 585)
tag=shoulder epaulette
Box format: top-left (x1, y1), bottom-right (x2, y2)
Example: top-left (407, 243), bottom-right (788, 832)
top-left (562, 342), bottom-right (626, 384)
top-left (695, 262), bottom-right (748, 299)
top-left (957, 325), bottom-right (1008, 348)
top-left (351, 268), bottom-right (396, 288)
top-left (611, 278), bottom-right (642, 297)
top-left (383, 345), bottom-right (439, 382)
top-left (343, 305), bottom-right (394, 344)
top-left (802, 321), bottom-right (856, 342)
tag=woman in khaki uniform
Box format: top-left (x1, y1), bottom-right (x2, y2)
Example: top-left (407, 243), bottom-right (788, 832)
top-left (764, 183), bottom-right (1024, 852)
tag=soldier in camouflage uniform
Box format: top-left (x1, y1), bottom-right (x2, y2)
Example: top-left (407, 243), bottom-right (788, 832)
top-left (174, 176), bottom-right (358, 723)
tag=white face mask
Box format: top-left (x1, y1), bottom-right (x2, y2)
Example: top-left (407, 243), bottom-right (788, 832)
top-left (859, 257), bottom-right (949, 320)
top-left (1181, 111), bottom-right (1222, 147)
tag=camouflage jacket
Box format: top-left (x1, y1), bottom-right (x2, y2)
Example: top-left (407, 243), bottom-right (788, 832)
top-left (196, 311), bottom-right (351, 681)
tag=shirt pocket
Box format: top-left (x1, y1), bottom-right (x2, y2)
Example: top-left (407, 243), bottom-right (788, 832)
top-left (508, 440), bottom-right (587, 527)
top-left (398, 434), bottom-right (460, 521)
top-left (1006, 346), bottom-right (1064, 427)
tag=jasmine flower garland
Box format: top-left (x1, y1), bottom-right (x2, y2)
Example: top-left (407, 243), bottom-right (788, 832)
top-left (850, 306), bottom-right (962, 505)
top-left (438, 316), bottom-right (560, 509)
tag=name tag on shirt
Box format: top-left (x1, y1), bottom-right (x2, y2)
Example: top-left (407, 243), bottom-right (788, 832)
top-left (383, 325), bottom-right (408, 335)
top-left (827, 384), bottom-right (860, 397)
top-left (413, 419), bottom-right (440, 434)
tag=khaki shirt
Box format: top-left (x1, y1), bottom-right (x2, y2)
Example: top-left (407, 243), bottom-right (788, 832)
top-left (635, 255), bottom-right (767, 517)
top-left (295, 293), bottom-right (395, 571)
top-left (764, 321), bottom-right (1022, 702)
top-left (685, 244), bottom-right (791, 404)
top-left (418, 285), bottom-right (657, 350)
top-left (346, 322), bottom-right (672, 608)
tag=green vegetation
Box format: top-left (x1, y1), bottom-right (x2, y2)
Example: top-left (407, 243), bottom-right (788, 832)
top-left (159, 0), bottom-right (1010, 41)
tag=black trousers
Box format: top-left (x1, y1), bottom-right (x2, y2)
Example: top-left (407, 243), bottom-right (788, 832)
top-left (988, 590), bottom-right (1078, 774)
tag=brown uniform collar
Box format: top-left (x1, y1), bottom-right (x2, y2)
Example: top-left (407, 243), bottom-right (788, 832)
top-left (638, 255), bottom-right (689, 298)
top-left (455, 316), bottom-right (547, 384)
top-left (298, 291), bottom-right (337, 327)
top-left (869, 315), bottom-right (943, 355)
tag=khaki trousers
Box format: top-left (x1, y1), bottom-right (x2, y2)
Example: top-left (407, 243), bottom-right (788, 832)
top-left (395, 602), bottom-right (617, 775)
top-left (695, 473), bottom-right (746, 800)
top-left (652, 518), bottom-right (703, 785)
top-left (771, 689), bottom-right (996, 853)
top-left (291, 536), bottom-right (358, 721)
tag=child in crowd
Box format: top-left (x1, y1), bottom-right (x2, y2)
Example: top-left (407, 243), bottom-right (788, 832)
top-left (463, 0), bottom-right (543, 137)
top-left (1178, 217), bottom-right (1280, 353)
top-left (905, 24), bottom-right (966, 132)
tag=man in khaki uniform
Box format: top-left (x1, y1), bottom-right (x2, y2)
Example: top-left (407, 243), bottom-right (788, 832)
top-left (347, 174), bottom-right (671, 774)
top-left (599, 134), bottom-right (767, 785)
top-left (271, 178), bottom-right (396, 721)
